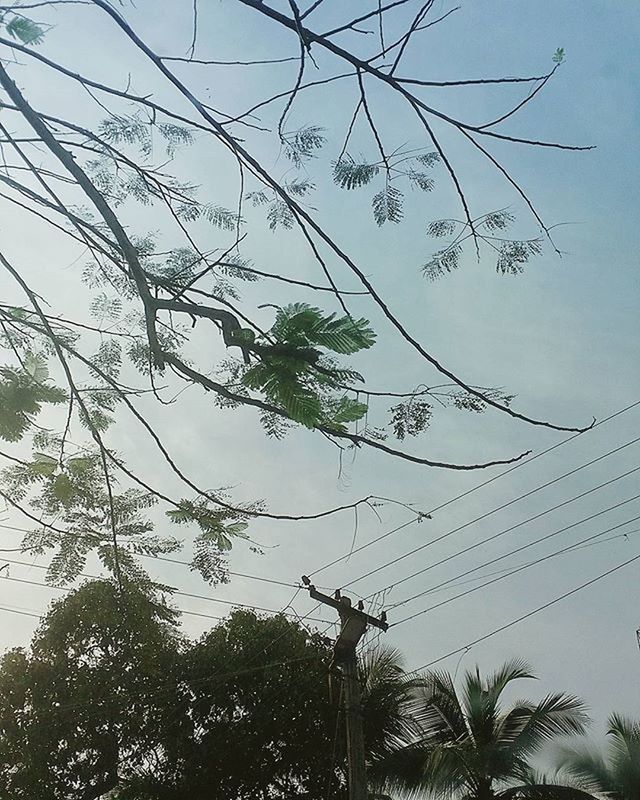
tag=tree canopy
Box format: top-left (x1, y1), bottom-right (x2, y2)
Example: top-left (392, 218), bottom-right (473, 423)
top-left (3, 581), bottom-right (627, 800)
top-left (0, 579), bottom-right (425, 799)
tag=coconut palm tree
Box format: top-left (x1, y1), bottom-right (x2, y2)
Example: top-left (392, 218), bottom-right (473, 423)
top-left (368, 658), bottom-right (593, 800)
top-left (360, 645), bottom-right (427, 763)
top-left (556, 714), bottom-right (640, 800)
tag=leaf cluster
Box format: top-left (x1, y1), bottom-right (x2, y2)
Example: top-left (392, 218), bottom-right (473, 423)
top-left (241, 303), bottom-right (374, 429)
top-left (282, 125), bottom-right (327, 167)
top-left (246, 179), bottom-right (315, 230)
top-left (2, 14), bottom-right (45, 45)
top-left (0, 355), bottom-right (66, 442)
top-left (423, 210), bottom-right (544, 279)
top-left (389, 400), bottom-right (433, 440)
top-left (333, 151), bottom-right (439, 226)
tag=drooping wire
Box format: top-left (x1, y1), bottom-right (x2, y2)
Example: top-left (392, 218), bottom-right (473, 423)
top-left (0, 572), bottom-right (334, 626)
top-left (385, 484), bottom-right (640, 611)
top-left (310, 399), bottom-right (640, 579)
top-left (410, 551), bottom-right (640, 672)
top-left (354, 449), bottom-right (640, 597)
top-left (391, 510), bottom-right (640, 627)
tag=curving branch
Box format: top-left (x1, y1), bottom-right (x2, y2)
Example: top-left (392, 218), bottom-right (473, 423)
top-left (83, 0), bottom-right (592, 434)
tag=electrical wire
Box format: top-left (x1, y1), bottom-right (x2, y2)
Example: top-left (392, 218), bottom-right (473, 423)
top-left (355, 458), bottom-right (640, 597)
top-left (401, 526), bottom-right (640, 598)
top-left (387, 489), bottom-right (640, 611)
top-left (0, 603), bottom-right (40, 619)
top-left (0, 523), bottom-right (299, 590)
top-left (410, 550), bottom-right (640, 671)
top-left (309, 399), bottom-right (640, 578)
top-left (0, 572), bottom-right (334, 625)
top-left (392, 511), bottom-right (640, 627)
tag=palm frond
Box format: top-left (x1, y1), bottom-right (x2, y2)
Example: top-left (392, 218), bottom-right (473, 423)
top-left (361, 645), bottom-right (425, 756)
top-left (555, 743), bottom-right (613, 796)
top-left (413, 670), bottom-right (470, 744)
top-left (501, 693), bottom-right (589, 760)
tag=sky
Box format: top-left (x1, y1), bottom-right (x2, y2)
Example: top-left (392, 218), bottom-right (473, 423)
top-left (0, 0), bottom-right (639, 741)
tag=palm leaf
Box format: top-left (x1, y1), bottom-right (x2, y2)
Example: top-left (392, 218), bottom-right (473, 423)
top-left (501, 693), bottom-right (589, 760)
top-left (412, 670), bottom-right (470, 744)
top-left (556, 713), bottom-right (640, 800)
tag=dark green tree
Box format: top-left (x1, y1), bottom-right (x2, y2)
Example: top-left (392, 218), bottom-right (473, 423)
top-left (130, 609), bottom-right (340, 800)
top-left (0, 579), bottom-right (442, 800)
top-left (0, 580), bottom-right (181, 799)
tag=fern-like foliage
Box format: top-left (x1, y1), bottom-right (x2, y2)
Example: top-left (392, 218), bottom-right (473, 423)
top-left (259, 410), bottom-right (293, 439)
top-left (483, 210), bottom-right (516, 231)
top-left (332, 156), bottom-right (380, 190)
top-left (176, 202), bottom-right (239, 230)
top-left (218, 254), bottom-right (261, 282)
top-left (166, 498), bottom-right (252, 583)
top-left (91, 339), bottom-right (122, 380)
top-left (496, 239), bottom-right (543, 275)
top-left (333, 149), bottom-right (438, 224)
top-left (98, 114), bottom-right (152, 157)
top-left (166, 498), bottom-right (249, 552)
top-left (5, 448), bottom-right (180, 585)
top-left (282, 125), bottom-right (326, 166)
top-left (451, 387), bottom-right (515, 412)
top-left (426, 219), bottom-right (457, 238)
top-left (240, 304), bottom-right (374, 429)
top-left (0, 356), bottom-right (66, 442)
top-left (5, 16), bottom-right (45, 45)
top-left (423, 209), bottom-right (543, 279)
top-left (96, 114), bottom-right (195, 160)
top-left (406, 169), bottom-right (435, 192)
top-left (246, 180), bottom-right (314, 231)
top-left (372, 185), bottom-right (404, 226)
top-left (89, 292), bottom-right (123, 322)
top-left (422, 245), bottom-right (463, 280)
top-left (286, 178), bottom-right (315, 197)
top-left (389, 400), bottom-right (433, 440)
top-left (157, 123), bottom-right (194, 155)
top-left (266, 200), bottom-right (295, 230)
top-left (270, 303), bottom-right (376, 354)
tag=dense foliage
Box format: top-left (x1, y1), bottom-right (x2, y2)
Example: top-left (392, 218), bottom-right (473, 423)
top-left (0, 581), bottom-right (418, 799)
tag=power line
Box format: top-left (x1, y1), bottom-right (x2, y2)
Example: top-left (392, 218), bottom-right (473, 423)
top-left (408, 527), bottom-right (640, 597)
top-left (410, 550), bottom-right (640, 672)
top-left (351, 452), bottom-right (640, 596)
top-left (392, 511), bottom-right (640, 627)
top-left (387, 489), bottom-right (640, 611)
top-left (0, 572), bottom-right (334, 626)
top-left (0, 603), bottom-right (41, 619)
top-left (310, 517), bottom-right (420, 578)
top-left (309, 399), bottom-right (640, 578)
top-left (140, 551), bottom-right (300, 589)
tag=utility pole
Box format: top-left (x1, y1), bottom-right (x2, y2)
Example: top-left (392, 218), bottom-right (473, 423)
top-left (301, 577), bottom-right (388, 800)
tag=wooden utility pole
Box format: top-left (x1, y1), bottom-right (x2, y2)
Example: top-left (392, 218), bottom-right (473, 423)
top-left (301, 578), bottom-right (388, 800)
